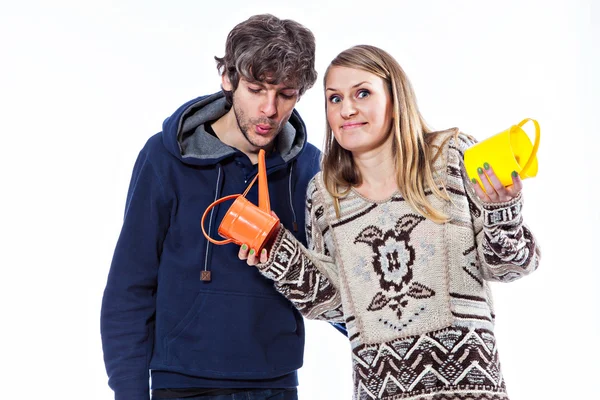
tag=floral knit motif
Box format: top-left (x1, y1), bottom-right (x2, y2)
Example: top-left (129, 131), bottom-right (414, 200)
top-left (258, 132), bottom-right (540, 400)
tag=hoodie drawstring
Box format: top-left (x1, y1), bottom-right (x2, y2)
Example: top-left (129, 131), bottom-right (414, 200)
top-left (201, 164), bottom-right (224, 282)
top-left (288, 161), bottom-right (298, 232)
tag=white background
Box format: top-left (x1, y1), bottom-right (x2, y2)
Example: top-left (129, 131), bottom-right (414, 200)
top-left (1, 1), bottom-right (598, 399)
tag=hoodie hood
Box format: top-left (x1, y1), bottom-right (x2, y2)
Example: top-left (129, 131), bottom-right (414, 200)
top-left (161, 92), bottom-right (309, 166)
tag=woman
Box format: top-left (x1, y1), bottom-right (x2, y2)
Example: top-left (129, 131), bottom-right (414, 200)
top-left (240, 45), bottom-right (540, 400)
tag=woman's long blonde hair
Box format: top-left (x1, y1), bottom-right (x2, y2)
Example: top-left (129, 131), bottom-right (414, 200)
top-left (322, 45), bottom-right (451, 223)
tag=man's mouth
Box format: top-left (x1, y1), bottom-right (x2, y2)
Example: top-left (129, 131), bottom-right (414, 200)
top-left (255, 124), bottom-right (273, 134)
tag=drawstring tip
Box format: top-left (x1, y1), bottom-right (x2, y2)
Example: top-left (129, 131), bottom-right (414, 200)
top-left (293, 222), bottom-right (298, 232)
top-left (200, 271), bottom-right (212, 282)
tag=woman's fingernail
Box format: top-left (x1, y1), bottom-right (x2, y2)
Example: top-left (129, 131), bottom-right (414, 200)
top-left (477, 167), bottom-right (484, 175)
top-left (241, 244), bottom-right (247, 251)
top-left (484, 162), bottom-right (490, 170)
top-left (261, 249), bottom-right (267, 256)
top-left (249, 249), bottom-right (255, 255)
top-left (512, 170), bottom-right (518, 178)
top-left (471, 178), bottom-right (477, 184)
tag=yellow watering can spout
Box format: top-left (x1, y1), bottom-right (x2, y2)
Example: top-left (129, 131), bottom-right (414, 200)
top-left (464, 118), bottom-right (540, 187)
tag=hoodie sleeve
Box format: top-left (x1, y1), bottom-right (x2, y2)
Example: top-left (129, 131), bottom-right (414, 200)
top-left (453, 134), bottom-right (541, 283)
top-left (256, 177), bottom-right (345, 323)
top-left (100, 146), bottom-right (172, 400)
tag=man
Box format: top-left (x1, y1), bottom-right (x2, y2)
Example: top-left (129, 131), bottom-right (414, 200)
top-left (101, 14), bottom-right (322, 400)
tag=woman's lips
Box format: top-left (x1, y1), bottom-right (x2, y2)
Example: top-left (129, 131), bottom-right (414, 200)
top-left (342, 122), bottom-right (367, 130)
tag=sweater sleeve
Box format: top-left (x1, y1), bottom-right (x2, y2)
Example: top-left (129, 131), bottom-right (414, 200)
top-left (100, 147), bottom-right (172, 400)
top-left (256, 177), bottom-right (345, 322)
top-left (456, 135), bottom-right (541, 282)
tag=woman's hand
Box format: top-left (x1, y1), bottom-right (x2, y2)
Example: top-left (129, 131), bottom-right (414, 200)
top-left (238, 210), bottom-right (279, 266)
top-left (471, 163), bottom-right (523, 203)
top-left (238, 244), bottom-right (269, 266)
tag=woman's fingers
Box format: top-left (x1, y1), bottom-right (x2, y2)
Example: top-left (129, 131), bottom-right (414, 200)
top-left (238, 244), bottom-right (249, 260)
top-left (473, 163), bottom-right (522, 203)
top-left (260, 248), bottom-right (269, 263)
top-left (477, 164), bottom-right (500, 201)
top-left (239, 244), bottom-right (270, 266)
top-left (239, 244), bottom-right (258, 266)
top-left (247, 248), bottom-right (259, 266)
top-left (506, 171), bottom-right (523, 197)
top-left (471, 177), bottom-right (490, 202)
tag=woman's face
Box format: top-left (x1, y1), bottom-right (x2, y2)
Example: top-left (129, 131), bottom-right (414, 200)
top-left (325, 66), bottom-right (393, 155)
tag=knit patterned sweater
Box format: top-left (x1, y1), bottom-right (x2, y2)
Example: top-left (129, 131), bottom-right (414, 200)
top-left (257, 132), bottom-right (540, 400)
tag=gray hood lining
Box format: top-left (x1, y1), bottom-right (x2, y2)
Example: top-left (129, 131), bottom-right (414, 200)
top-left (177, 94), bottom-right (305, 163)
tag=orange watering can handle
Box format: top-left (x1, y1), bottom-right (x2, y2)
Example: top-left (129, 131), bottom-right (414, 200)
top-left (201, 194), bottom-right (240, 245)
top-left (201, 173), bottom-right (260, 245)
top-left (516, 118), bottom-right (540, 178)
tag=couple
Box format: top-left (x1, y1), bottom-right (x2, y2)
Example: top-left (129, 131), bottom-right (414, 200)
top-left (101, 14), bottom-right (540, 400)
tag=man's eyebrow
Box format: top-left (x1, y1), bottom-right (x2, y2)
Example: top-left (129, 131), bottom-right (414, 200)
top-left (325, 81), bottom-right (371, 92)
top-left (246, 79), bottom-right (298, 91)
top-left (246, 80), bottom-right (265, 87)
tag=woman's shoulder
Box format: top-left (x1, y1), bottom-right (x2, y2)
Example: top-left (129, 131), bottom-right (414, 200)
top-left (428, 128), bottom-right (476, 151)
top-left (427, 128), bottom-right (478, 167)
top-left (306, 172), bottom-right (330, 207)
top-left (307, 171), bottom-right (325, 195)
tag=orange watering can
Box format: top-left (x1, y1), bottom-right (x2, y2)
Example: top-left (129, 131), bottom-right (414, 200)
top-left (201, 149), bottom-right (280, 256)
top-left (464, 118), bottom-right (540, 188)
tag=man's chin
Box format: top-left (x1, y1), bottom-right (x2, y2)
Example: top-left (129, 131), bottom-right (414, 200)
top-left (246, 132), bottom-right (277, 150)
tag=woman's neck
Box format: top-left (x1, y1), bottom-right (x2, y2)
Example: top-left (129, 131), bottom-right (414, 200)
top-left (353, 145), bottom-right (398, 201)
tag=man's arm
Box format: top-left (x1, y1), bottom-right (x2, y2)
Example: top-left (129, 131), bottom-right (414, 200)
top-left (101, 148), bottom-right (172, 400)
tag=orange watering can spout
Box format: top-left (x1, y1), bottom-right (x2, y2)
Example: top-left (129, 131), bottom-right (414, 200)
top-left (257, 149), bottom-right (271, 214)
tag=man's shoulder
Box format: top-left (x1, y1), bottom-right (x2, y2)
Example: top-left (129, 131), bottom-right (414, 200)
top-left (137, 131), bottom-right (174, 167)
top-left (295, 141), bottom-right (321, 168)
top-left (140, 132), bottom-right (165, 154)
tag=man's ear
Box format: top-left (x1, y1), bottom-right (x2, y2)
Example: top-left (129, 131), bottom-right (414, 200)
top-left (221, 73), bottom-right (233, 91)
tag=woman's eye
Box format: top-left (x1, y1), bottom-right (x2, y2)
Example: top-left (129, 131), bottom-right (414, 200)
top-left (357, 89), bottom-right (370, 99)
top-left (329, 95), bottom-right (341, 104)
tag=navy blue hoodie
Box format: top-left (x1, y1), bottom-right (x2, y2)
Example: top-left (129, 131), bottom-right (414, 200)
top-left (101, 92), bottom-right (321, 400)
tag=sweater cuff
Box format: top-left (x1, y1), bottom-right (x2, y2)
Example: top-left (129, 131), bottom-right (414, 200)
top-left (481, 192), bottom-right (523, 227)
top-left (256, 228), bottom-right (293, 281)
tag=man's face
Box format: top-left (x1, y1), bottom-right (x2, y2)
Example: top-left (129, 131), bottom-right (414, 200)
top-left (222, 74), bottom-right (300, 149)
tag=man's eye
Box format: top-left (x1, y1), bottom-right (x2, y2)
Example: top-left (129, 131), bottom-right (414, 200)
top-left (248, 87), bottom-right (261, 94)
top-left (280, 92), bottom-right (296, 99)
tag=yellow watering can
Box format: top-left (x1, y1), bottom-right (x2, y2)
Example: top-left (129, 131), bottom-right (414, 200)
top-left (464, 118), bottom-right (540, 188)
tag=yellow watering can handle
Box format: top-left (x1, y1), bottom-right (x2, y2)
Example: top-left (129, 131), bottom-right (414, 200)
top-left (516, 118), bottom-right (540, 178)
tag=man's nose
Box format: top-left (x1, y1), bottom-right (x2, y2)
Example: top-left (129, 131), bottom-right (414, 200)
top-left (260, 93), bottom-right (277, 118)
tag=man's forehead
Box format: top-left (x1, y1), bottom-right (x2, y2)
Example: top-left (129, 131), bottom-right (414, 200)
top-left (243, 74), bottom-right (299, 90)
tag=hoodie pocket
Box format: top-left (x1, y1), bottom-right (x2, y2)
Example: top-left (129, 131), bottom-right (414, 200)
top-left (164, 290), bottom-right (303, 377)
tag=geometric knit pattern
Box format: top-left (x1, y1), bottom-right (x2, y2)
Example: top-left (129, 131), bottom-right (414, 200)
top-left (353, 326), bottom-right (506, 399)
top-left (258, 131), bottom-right (540, 400)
